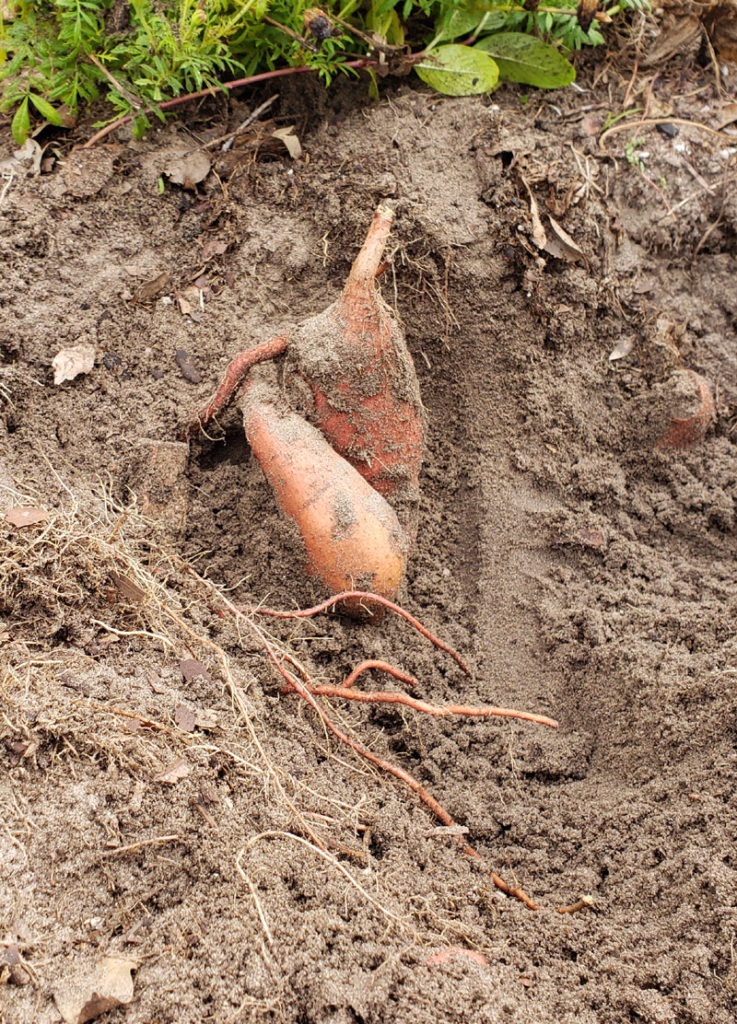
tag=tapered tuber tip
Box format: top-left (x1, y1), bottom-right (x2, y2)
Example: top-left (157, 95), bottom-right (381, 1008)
top-left (345, 204), bottom-right (395, 294)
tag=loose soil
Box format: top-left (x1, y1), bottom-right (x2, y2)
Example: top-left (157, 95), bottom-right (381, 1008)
top-left (1, 52), bottom-right (736, 1024)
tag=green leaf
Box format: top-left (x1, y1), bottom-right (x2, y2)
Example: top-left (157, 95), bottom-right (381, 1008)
top-left (475, 32), bottom-right (575, 89)
top-left (132, 112), bottom-right (150, 139)
top-left (11, 96), bottom-right (30, 145)
top-left (435, 7), bottom-right (485, 42)
top-left (28, 93), bottom-right (64, 125)
top-left (436, 8), bottom-right (508, 43)
top-left (415, 44), bottom-right (498, 97)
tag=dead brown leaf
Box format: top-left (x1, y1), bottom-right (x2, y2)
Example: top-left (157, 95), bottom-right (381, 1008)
top-left (609, 336), bottom-right (634, 362)
top-left (154, 759), bottom-right (190, 785)
top-left (180, 658), bottom-right (211, 682)
top-left (520, 176), bottom-right (547, 250)
top-left (642, 15), bottom-right (701, 67)
top-left (545, 215), bottom-right (585, 263)
top-left (200, 239), bottom-right (228, 262)
top-left (272, 126), bottom-right (302, 159)
top-left (53, 956), bottom-right (137, 1024)
top-left (134, 271), bottom-right (171, 304)
top-left (110, 572), bottom-right (146, 604)
top-left (174, 705), bottom-right (197, 732)
top-left (165, 149), bottom-right (211, 189)
top-left (5, 506), bottom-right (49, 528)
top-left (147, 672), bottom-right (168, 694)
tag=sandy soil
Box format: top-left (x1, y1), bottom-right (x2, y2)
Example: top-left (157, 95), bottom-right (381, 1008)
top-left (1, 53), bottom-right (736, 1024)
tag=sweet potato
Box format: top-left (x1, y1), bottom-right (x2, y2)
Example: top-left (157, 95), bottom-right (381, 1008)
top-left (654, 369), bottom-right (715, 450)
top-left (240, 374), bottom-right (409, 613)
top-left (185, 206), bottom-right (423, 607)
top-left (281, 204), bottom-right (424, 532)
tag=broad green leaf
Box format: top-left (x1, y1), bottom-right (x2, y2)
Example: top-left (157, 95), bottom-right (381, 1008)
top-left (28, 93), bottom-right (64, 125)
top-left (435, 6), bottom-right (485, 42)
top-left (436, 8), bottom-right (508, 42)
top-left (11, 96), bottom-right (30, 145)
top-left (415, 45), bottom-right (498, 97)
top-left (475, 32), bottom-right (575, 89)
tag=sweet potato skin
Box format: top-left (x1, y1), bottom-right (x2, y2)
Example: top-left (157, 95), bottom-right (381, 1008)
top-left (240, 379), bottom-right (409, 612)
top-left (283, 205), bottom-right (424, 534)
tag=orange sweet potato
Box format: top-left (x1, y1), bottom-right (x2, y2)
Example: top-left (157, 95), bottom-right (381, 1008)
top-left (186, 206), bottom-right (423, 608)
top-left (281, 204), bottom-right (423, 532)
top-left (240, 376), bottom-right (409, 613)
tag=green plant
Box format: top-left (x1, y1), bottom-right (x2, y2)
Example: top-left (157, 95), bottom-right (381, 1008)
top-left (624, 135), bottom-right (645, 171)
top-left (1, 1), bottom-right (652, 143)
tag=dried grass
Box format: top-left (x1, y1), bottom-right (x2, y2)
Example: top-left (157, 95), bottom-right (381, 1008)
top-left (0, 459), bottom-right (414, 933)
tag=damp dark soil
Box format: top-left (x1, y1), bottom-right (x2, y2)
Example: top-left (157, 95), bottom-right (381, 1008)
top-left (1, 61), bottom-right (736, 1024)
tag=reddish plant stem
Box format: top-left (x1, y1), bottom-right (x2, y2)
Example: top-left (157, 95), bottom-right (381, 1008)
top-left (282, 681), bottom-right (558, 729)
top-left (255, 591), bottom-right (473, 676)
top-left (343, 659), bottom-right (418, 689)
top-left (83, 60), bottom-right (371, 148)
top-left (181, 333), bottom-right (290, 440)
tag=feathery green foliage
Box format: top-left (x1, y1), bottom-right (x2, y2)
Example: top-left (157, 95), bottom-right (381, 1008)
top-left (0, 1), bottom-right (650, 143)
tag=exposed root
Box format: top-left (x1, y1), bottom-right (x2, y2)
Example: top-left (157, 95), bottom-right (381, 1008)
top-left (281, 681), bottom-right (558, 729)
top-left (343, 659), bottom-right (418, 689)
top-left (255, 590), bottom-right (473, 676)
top-left (275, 660), bottom-right (542, 910)
top-left (240, 588), bottom-right (554, 908)
top-left (556, 895), bottom-right (595, 915)
top-left (181, 333), bottom-right (290, 441)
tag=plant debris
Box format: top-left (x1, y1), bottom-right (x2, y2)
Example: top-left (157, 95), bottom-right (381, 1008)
top-left (53, 956), bottom-right (137, 1024)
top-left (52, 345), bottom-right (96, 385)
top-left (5, 506), bottom-right (49, 527)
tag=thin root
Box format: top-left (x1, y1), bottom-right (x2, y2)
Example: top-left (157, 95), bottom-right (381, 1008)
top-left (181, 333), bottom-right (289, 441)
top-left (556, 895), bottom-right (595, 915)
top-left (275, 663), bottom-right (540, 910)
top-left (281, 680), bottom-right (558, 729)
top-left (343, 659), bottom-right (418, 689)
top-left (187, 571), bottom-right (547, 910)
top-left (255, 590), bottom-right (472, 676)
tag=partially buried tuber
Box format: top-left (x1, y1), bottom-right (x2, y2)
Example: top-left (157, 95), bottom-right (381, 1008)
top-left (185, 205), bottom-right (423, 612)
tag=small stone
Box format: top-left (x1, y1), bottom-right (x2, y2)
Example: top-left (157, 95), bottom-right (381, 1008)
top-left (175, 349), bottom-right (203, 383)
top-left (656, 122), bottom-right (679, 139)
